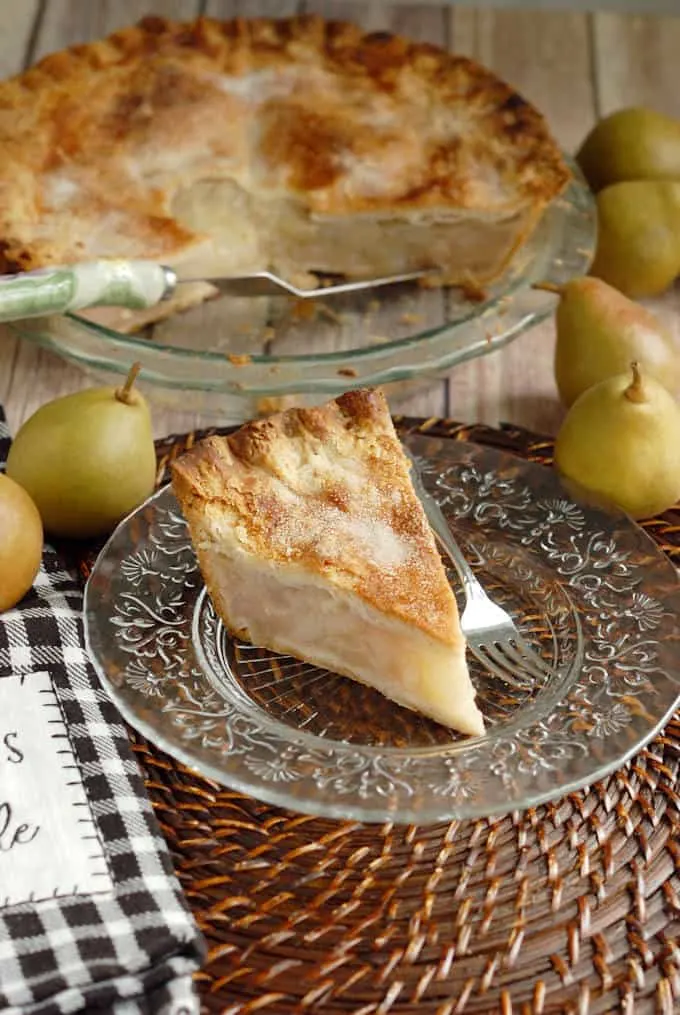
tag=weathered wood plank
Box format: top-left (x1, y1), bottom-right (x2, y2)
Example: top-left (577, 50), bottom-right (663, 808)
top-left (206, 0), bottom-right (301, 14)
top-left (592, 12), bottom-right (680, 120)
top-left (33, 0), bottom-right (199, 57)
top-left (0, 0), bottom-right (39, 76)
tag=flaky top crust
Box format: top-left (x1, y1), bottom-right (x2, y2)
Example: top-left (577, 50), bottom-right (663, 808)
top-left (0, 14), bottom-right (569, 273)
top-left (171, 388), bottom-right (460, 645)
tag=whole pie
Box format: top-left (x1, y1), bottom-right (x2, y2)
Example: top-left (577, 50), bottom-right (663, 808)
top-left (0, 14), bottom-right (570, 329)
top-left (172, 388), bottom-right (485, 737)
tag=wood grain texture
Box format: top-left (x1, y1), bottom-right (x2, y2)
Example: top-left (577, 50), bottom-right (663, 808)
top-left (33, 0), bottom-right (201, 57)
top-left (592, 11), bottom-right (680, 119)
top-left (0, 1), bottom-right (39, 76)
top-left (206, 0), bottom-right (301, 13)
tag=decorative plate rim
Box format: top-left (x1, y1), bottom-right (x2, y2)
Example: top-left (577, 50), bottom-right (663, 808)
top-left (83, 437), bottom-right (680, 823)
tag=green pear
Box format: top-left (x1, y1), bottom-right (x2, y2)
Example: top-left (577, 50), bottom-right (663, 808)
top-left (577, 107), bottom-right (680, 192)
top-left (589, 180), bottom-right (680, 298)
top-left (0, 474), bottom-right (43, 613)
top-left (6, 364), bottom-right (156, 539)
top-left (554, 362), bottom-right (680, 520)
top-left (553, 276), bottom-right (679, 408)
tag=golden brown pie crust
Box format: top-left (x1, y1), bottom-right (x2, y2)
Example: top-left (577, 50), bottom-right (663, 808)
top-left (171, 387), bottom-right (461, 647)
top-left (0, 14), bottom-right (570, 287)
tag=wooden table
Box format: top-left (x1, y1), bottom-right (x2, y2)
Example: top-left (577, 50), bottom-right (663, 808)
top-left (2, 0), bottom-right (680, 440)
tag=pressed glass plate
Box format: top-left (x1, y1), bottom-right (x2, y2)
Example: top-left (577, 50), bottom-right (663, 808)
top-left (83, 436), bottom-right (680, 824)
top-left (10, 163), bottom-right (595, 422)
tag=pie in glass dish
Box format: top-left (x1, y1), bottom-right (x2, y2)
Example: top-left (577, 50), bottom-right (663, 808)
top-left (171, 388), bottom-right (485, 737)
top-left (0, 15), bottom-right (570, 331)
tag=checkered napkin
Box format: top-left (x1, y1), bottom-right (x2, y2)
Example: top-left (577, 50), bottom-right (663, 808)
top-left (0, 408), bottom-right (205, 1015)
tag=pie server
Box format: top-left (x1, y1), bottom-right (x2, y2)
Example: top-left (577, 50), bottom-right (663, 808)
top-left (0, 259), bottom-right (430, 323)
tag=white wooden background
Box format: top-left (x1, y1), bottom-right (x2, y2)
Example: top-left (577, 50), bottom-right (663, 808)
top-left (1, 0), bottom-right (679, 438)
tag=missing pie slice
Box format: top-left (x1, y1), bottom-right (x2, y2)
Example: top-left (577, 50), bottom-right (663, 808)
top-left (0, 15), bottom-right (570, 332)
top-left (171, 389), bottom-right (485, 737)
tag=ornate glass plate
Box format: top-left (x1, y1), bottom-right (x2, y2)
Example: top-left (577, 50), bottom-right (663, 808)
top-left (83, 436), bottom-right (680, 823)
top-left (10, 164), bottom-right (594, 422)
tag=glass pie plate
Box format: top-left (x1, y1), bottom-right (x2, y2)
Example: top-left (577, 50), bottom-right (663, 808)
top-left (9, 162), bottom-right (595, 423)
top-left (83, 434), bottom-right (680, 825)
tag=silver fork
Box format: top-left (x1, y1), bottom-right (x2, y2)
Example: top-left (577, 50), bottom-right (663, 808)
top-left (406, 448), bottom-right (553, 690)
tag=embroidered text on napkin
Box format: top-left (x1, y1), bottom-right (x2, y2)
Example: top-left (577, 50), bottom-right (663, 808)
top-left (0, 669), bottom-right (113, 908)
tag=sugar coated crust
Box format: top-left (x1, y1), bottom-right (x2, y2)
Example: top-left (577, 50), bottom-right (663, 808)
top-left (171, 388), bottom-right (462, 645)
top-left (0, 14), bottom-right (569, 274)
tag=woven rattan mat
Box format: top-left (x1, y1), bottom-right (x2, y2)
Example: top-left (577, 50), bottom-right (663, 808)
top-left (74, 418), bottom-right (679, 1015)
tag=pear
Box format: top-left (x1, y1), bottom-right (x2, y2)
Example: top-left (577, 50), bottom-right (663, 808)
top-left (552, 276), bottom-right (680, 408)
top-left (0, 474), bottom-right (43, 613)
top-left (6, 364), bottom-right (156, 539)
top-left (589, 180), bottom-right (680, 298)
top-left (554, 362), bottom-right (680, 520)
top-left (577, 107), bottom-right (680, 193)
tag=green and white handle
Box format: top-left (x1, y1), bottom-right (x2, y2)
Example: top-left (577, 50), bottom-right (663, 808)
top-left (0, 260), bottom-right (176, 322)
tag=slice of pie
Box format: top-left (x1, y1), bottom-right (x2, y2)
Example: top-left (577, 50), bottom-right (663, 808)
top-left (171, 388), bottom-right (484, 736)
top-left (0, 15), bottom-right (570, 331)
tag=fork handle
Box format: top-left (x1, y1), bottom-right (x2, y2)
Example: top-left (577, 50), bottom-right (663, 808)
top-left (409, 467), bottom-right (487, 601)
top-left (0, 261), bottom-right (175, 322)
top-left (426, 507), bottom-right (487, 602)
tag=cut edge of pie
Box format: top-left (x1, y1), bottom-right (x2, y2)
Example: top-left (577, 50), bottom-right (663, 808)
top-left (171, 387), bottom-right (485, 737)
top-left (0, 15), bottom-right (570, 332)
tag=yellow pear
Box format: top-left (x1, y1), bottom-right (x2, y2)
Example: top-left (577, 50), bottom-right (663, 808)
top-left (6, 364), bottom-right (156, 539)
top-left (553, 276), bottom-right (679, 408)
top-left (554, 362), bottom-right (680, 520)
top-left (589, 180), bottom-right (680, 298)
top-left (0, 474), bottom-right (43, 612)
top-left (577, 106), bottom-right (680, 192)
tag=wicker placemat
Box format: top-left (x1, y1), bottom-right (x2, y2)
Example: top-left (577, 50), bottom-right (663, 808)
top-left (76, 418), bottom-right (680, 1015)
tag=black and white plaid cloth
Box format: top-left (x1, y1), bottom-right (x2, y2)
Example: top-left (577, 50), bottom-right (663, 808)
top-left (0, 408), bottom-right (205, 1015)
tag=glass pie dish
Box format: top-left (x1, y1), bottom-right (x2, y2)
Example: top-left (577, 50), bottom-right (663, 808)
top-left (8, 161), bottom-right (595, 423)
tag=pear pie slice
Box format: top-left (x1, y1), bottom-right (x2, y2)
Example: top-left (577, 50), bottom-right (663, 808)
top-left (171, 389), bottom-right (484, 736)
top-left (0, 14), bottom-right (569, 332)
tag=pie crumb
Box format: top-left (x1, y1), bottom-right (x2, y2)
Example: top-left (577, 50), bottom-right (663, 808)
top-left (459, 281), bottom-right (488, 303)
top-left (318, 303), bottom-right (343, 324)
top-left (291, 300), bottom-right (318, 321)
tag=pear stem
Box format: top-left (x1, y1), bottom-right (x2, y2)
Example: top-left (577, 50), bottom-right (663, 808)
top-left (625, 361), bottom-right (646, 403)
top-left (532, 281), bottom-right (564, 296)
top-left (116, 362), bottom-right (142, 405)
